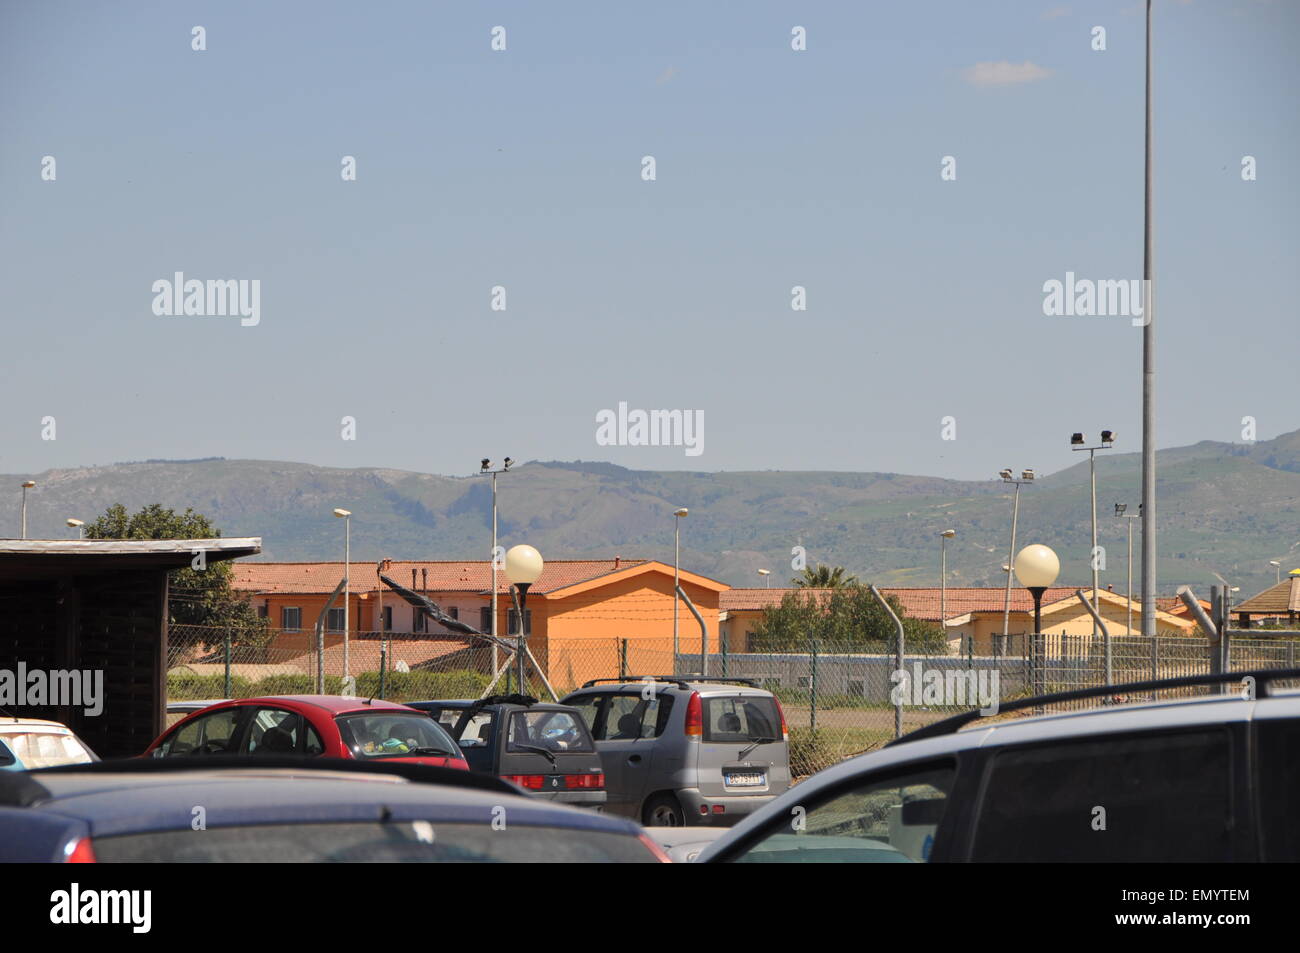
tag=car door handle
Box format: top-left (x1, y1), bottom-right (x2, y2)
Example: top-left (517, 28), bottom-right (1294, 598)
top-left (627, 754), bottom-right (642, 764)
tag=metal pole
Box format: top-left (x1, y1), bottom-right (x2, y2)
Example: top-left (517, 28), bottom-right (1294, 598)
top-left (674, 518), bottom-right (681, 660)
top-left (941, 535), bottom-right (948, 629)
top-left (869, 585), bottom-right (905, 739)
top-left (1002, 482), bottom-right (1021, 641)
top-left (1090, 450), bottom-right (1099, 635)
top-left (491, 472), bottom-right (499, 678)
top-left (1127, 518), bottom-right (1134, 634)
top-left (223, 631), bottom-right (232, 698)
top-left (343, 515), bottom-right (350, 682)
top-left (1140, 0), bottom-right (1157, 637)
top-left (21, 486), bottom-right (27, 539)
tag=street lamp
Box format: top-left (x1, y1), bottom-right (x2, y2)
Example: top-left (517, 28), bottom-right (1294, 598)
top-left (479, 457), bottom-right (514, 675)
top-left (20, 481), bottom-right (35, 539)
top-left (939, 530), bottom-right (955, 633)
top-left (1115, 503), bottom-right (1142, 634)
top-left (999, 468), bottom-right (1035, 650)
top-left (66, 518), bottom-right (84, 539)
top-left (673, 508), bottom-right (688, 662)
top-left (505, 544), bottom-right (543, 693)
top-left (1269, 560), bottom-right (1282, 585)
top-left (1072, 431), bottom-right (1116, 635)
top-left (757, 568), bottom-right (771, 588)
top-left (333, 508), bottom-right (351, 682)
top-left (1014, 543), bottom-right (1060, 689)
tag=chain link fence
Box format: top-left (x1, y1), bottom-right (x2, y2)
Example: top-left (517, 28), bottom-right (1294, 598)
top-left (166, 626), bottom-right (1300, 777)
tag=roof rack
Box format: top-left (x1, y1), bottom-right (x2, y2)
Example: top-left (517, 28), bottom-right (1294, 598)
top-left (21, 754), bottom-right (521, 796)
top-left (580, 675), bottom-right (760, 689)
top-left (889, 667), bottom-right (1300, 748)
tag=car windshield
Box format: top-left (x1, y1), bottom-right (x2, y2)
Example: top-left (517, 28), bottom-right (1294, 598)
top-left (506, 710), bottom-right (595, 753)
top-left (335, 712), bottom-right (459, 759)
top-left (0, 730), bottom-right (95, 768)
top-left (91, 822), bottom-right (659, 863)
top-left (703, 696), bottom-right (781, 744)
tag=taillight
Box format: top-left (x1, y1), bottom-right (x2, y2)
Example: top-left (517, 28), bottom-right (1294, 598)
top-left (638, 833), bottom-right (672, 863)
top-left (564, 773), bottom-right (605, 789)
top-left (64, 837), bottom-right (96, 863)
top-left (684, 691), bottom-right (702, 738)
top-left (773, 697), bottom-right (789, 742)
top-left (503, 774), bottom-right (545, 789)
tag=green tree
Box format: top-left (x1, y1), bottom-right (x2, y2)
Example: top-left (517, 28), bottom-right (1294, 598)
top-left (752, 584), bottom-right (947, 654)
top-left (85, 503), bottom-right (269, 644)
top-left (791, 564), bottom-right (859, 588)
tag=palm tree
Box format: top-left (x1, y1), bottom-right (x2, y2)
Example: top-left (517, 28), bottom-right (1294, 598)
top-left (791, 564), bottom-right (858, 588)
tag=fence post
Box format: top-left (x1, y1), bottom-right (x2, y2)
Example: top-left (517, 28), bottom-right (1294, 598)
top-left (379, 639), bottom-right (388, 700)
top-left (809, 636), bottom-right (818, 737)
top-left (619, 638), bottom-right (627, 679)
top-left (223, 631), bottom-right (232, 699)
top-left (721, 632), bottom-right (728, 677)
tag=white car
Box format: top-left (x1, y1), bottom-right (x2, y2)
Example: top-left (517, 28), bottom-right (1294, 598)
top-left (0, 718), bottom-right (99, 771)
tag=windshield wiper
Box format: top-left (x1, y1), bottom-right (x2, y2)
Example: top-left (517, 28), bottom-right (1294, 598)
top-left (407, 746), bottom-right (456, 757)
top-left (738, 737), bottom-right (776, 759)
top-left (514, 743), bottom-right (557, 767)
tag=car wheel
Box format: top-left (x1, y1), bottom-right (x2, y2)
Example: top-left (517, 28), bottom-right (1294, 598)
top-left (643, 794), bottom-right (685, 827)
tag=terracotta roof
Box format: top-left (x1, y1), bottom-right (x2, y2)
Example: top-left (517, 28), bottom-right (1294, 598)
top-left (720, 588), bottom-right (834, 611)
top-left (232, 559), bottom-right (649, 596)
top-left (1233, 576), bottom-right (1300, 615)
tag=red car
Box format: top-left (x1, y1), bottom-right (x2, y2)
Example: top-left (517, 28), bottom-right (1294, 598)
top-left (144, 695), bottom-right (469, 770)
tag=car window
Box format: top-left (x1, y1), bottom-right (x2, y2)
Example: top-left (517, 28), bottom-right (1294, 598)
top-left (704, 696), bottom-right (780, 743)
top-left (971, 729), bottom-right (1234, 862)
top-left (156, 708), bottom-right (243, 757)
top-left (1256, 718), bottom-right (1300, 862)
top-left (456, 711), bottom-right (496, 748)
top-left (567, 695), bottom-right (603, 737)
top-left (601, 695), bottom-right (649, 740)
top-left (435, 709), bottom-right (464, 735)
top-left (242, 709), bottom-right (307, 755)
top-left (0, 730), bottom-right (95, 769)
top-left (507, 710), bottom-right (596, 752)
top-left (729, 763), bottom-right (954, 863)
top-left (335, 712), bottom-right (460, 759)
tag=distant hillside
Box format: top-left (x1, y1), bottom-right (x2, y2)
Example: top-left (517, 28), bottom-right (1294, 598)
top-left (6, 430), bottom-right (1299, 598)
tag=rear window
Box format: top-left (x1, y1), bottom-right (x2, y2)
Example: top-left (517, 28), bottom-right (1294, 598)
top-left (506, 710), bottom-right (595, 753)
top-left (335, 712), bottom-right (459, 759)
top-left (0, 730), bottom-right (96, 768)
top-left (91, 822), bottom-right (657, 862)
top-left (703, 696), bottom-right (781, 744)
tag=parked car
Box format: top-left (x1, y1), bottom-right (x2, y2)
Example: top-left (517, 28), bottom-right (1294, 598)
top-left (404, 695), bottom-right (606, 807)
top-left (558, 677), bottom-right (791, 826)
top-left (144, 695), bottom-right (468, 770)
top-left (0, 758), bottom-right (669, 862)
top-left (696, 668), bottom-right (1300, 863)
top-left (0, 718), bottom-right (99, 771)
top-left (164, 699), bottom-right (228, 728)
top-left (641, 826), bottom-right (730, 863)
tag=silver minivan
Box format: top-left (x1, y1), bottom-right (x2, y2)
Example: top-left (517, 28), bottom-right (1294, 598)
top-left (560, 677), bottom-right (791, 827)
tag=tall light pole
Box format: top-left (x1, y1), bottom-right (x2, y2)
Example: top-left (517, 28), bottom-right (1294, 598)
top-left (999, 469), bottom-right (1035, 649)
top-left (1270, 560), bottom-right (1282, 585)
top-left (1141, 0), bottom-right (1157, 638)
top-left (505, 544), bottom-right (543, 694)
top-left (479, 457), bottom-right (513, 675)
top-left (673, 507), bottom-right (688, 661)
top-left (1071, 431), bottom-right (1116, 635)
top-left (20, 481), bottom-right (35, 539)
top-left (758, 569), bottom-right (771, 588)
top-left (1115, 504), bottom-right (1141, 634)
top-left (333, 508), bottom-right (351, 682)
top-left (66, 518), bottom-right (84, 539)
top-left (939, 530), bottom-right (955, 634)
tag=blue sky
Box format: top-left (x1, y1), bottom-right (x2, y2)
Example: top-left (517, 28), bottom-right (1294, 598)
top-left (2, 0), bottom-right (1296, 481)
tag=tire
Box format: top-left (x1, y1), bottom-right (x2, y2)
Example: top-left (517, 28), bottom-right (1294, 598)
top-left (643, 793), bottom-right (686, 827)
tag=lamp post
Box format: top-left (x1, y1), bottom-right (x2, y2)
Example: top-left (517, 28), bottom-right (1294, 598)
top-left (505, 544), bottom-right (543, 694)
top-left (479, 457), bottom-right (513, 675)
top-left (1115, 503), bottom-right (1141, 634)
top-left (66, 518), bottom-right (84, 539)
top-left (673, 508), bottom-right (688, 661)
top-left (939, 530), bottom-right (955, 633)
top-left (20, 481), bottom-right (35, 539)
top-left (333, 508), bottom-right (351, 682)
top-left (1140, 0), bottom-right (1157, 640)
top-left (1071, 431), bottom-right (1116, 635)
top-left (999, 469), bottom-right (1035, 650)
top-left (1270, 560), bottom-right (1282, 585)
top-left (758, 569), bottom-right (771, 588)
top-left (1014, 543), bottom-right (1061, 693)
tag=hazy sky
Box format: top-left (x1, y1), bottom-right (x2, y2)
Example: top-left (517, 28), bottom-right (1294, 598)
top-left (3, 0), bottom-right (1296, 481)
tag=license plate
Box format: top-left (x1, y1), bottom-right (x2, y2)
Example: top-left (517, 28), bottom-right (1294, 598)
top-left (725, 771), bottom-right (765, 787)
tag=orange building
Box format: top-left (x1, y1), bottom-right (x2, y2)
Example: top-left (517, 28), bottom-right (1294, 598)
top-left (231, 558), bottom-right (728, 690)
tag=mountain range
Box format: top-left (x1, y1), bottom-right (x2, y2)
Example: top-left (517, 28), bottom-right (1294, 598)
top-left (7, 428), bottom-right (1299, 599)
